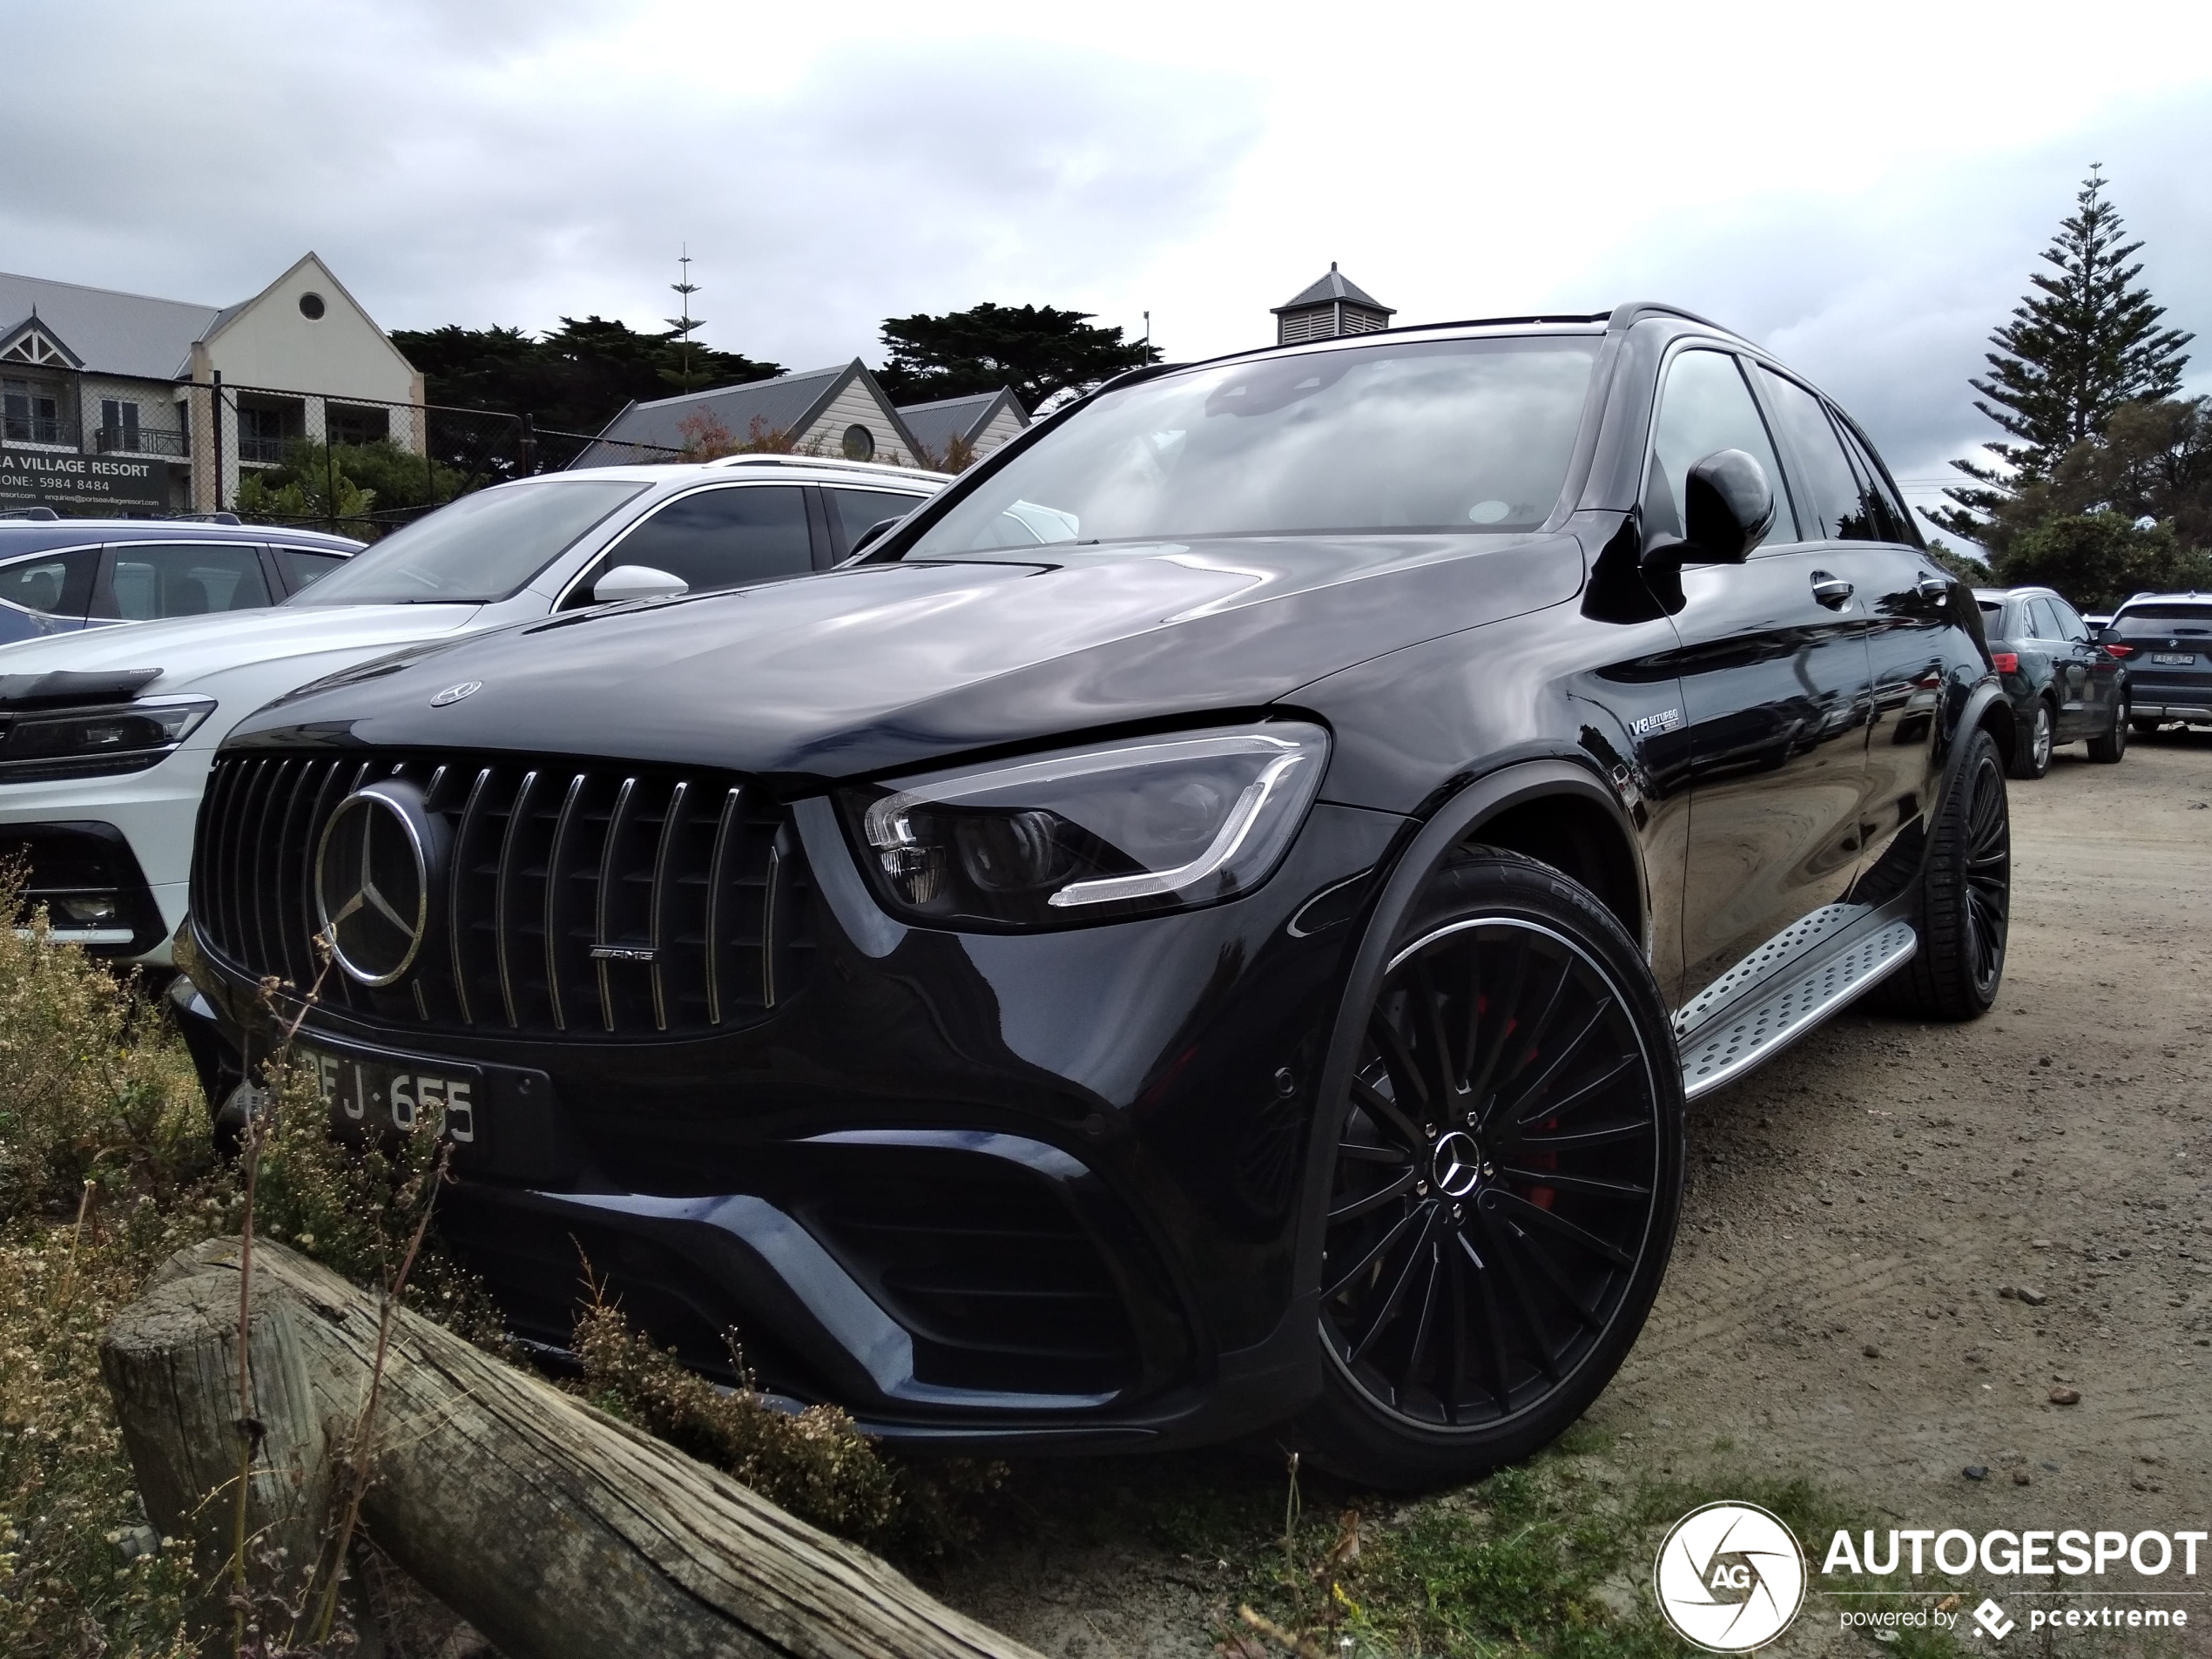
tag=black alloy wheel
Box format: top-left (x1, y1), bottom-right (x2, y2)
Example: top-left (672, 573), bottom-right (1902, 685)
top-left (1295, 849), bottom-right (1683, 1487)
top-left (1875, 726), bottom-right (2011, 1022)
top-left (2010, 700), bottom-right (2054, 779)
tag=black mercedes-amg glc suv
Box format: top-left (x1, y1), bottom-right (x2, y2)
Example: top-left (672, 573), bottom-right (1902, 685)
top-left (182, 304), bottom-right (2014, 1486)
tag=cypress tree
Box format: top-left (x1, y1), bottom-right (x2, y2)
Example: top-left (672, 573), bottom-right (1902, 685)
top-left (1932, 167), bottom-right (2192, 541)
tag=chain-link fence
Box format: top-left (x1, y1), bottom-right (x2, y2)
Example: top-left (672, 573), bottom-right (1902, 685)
top-left (179, 380), bottom-right (681, 541)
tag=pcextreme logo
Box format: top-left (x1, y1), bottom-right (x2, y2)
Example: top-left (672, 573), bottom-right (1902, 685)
top-left (1655, 1502), bottom-right (1809, 1651)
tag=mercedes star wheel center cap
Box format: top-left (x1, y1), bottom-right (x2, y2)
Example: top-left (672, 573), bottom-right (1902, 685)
top-left (314, 780), bottom-right (437, 987)
top-left (1431, 1130), bottom-right (1484, 1198)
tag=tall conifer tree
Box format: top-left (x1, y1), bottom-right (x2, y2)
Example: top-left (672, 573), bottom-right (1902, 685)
top-left (1932, 168), bottom-right (2192, 541)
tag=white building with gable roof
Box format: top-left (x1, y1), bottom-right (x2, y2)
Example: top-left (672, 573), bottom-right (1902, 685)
top-left (0, 253), bottom-right (421, 516)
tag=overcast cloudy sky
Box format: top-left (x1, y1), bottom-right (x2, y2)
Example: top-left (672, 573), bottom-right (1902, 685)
top-left (9, 0), bottom-right (2210, 527)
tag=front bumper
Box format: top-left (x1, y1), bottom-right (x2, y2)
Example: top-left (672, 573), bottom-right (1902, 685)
top-left (188, 796), bottom-right (1406, 1449)
top-left (0, 745), bottom-right (214, 962)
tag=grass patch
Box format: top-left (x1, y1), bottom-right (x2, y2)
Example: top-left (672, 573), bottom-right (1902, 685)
top-left (1204, 1452), bottom-right (1979, 1659)
top-left (978, 1446), bottom-right (1977, 1658)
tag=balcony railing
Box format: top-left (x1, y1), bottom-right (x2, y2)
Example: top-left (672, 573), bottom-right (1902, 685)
top-left (238, 433), bottom-right (292, 465)
top-left (2, 416), bottom-right (78, 448)
top-left (93, 426), bottom-right (189, 458)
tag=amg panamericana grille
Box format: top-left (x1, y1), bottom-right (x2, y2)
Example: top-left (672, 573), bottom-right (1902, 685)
top-left (192, 751), bottom-right (813, 1037)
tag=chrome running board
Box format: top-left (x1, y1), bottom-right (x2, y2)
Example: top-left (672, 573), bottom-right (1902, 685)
top-left (1675, 907), bottom-right (1918, 1100)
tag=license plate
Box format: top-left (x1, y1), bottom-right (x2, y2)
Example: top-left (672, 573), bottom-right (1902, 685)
top-left (2152, 651), bottom-right (2196, 664)
top-left (304, 1043), bottom-right (481, 1148)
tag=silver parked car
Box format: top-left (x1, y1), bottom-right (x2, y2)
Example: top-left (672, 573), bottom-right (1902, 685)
top-left (0, 456), bottom-right (946, 961)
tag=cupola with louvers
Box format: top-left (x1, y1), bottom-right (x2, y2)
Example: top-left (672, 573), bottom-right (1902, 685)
top-left (1271, 263), bottom-right (1394, 345)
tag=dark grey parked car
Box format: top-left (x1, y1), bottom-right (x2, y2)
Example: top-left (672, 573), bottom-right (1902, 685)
top-left (1973, 586), bottom-right (2129, 777)
top-left (0, 514), bottom-right (361, 646)
top-left (2101, 593), bottom-right (2212, 736)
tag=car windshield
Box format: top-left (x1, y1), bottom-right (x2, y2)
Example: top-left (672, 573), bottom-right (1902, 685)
top-left (285, 479), bottom-right (648, 605)
top-left (902, 335), bottom-right (1599, 556)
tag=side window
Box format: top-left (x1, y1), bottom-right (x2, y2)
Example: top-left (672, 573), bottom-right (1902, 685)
top-left (1831, 416), bottom-right (1917, 544)
top-left (96, 543), bottom-right (273, 620)
top-left (578, 485), bottom-right (812, 604)
top-left (825, 488), bottom-right (927, 556)
top-left (0, 550), bottom-right (95, 617)
top-left (2027, 597), bottom-right (2064, 641)
top-left (2048, 597), bottom-right (2089, 642)
top-left (1644, 350), bottom-right (1798, 548)
top-left (1754, 368), bottom-right (1868, 542)
top-left (273, 549), bottom-right (347, 595)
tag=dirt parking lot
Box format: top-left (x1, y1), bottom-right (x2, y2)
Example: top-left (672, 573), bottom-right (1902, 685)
top-left (931, 727), bottom-right (2212, 1656)
top-left (1592, 724), bottom-right (2212, 1531)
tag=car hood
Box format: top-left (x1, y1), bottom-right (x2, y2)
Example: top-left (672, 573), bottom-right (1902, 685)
top-left (0, 604), bottom-right (484, 692)
top-left (228, 536), bottom-right (1583, 785)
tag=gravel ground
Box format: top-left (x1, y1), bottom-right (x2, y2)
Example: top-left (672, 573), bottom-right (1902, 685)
top-left (928, 726), bottom-right (2212, 1656)
top-left (1593, 725), bottom-right (2212, 1527)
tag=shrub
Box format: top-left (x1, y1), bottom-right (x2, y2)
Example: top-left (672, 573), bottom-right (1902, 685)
top-left (573, 1295), bottom-right (1000, 1559)
top-left (675, 411), bottom-right (797, 461)
top-left (1994, 510), bottom-right (2212, 611)
top-left (0, 886), bottom-right (223, 1655)
top-left (0, 880), bottom-right (209, 1222)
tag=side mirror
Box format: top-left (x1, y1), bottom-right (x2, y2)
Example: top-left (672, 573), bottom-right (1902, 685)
top-left (849, 517), bottom-right (902, 557)
top-left (1680, 448), bottom-right (1775, 563)
top-left (591, 564), bottom-right (689, 604)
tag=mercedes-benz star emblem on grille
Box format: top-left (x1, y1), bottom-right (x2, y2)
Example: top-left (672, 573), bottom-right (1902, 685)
top-left (314, 781), bottom-right (442, 986)
top-left (429, 680), bottom-right (482, 707)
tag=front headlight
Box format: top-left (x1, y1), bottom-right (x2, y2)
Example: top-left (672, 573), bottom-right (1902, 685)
top-left (0, 697), bottom-right (216, 781)
top-left (840, 722), bottom-right (1329, 929)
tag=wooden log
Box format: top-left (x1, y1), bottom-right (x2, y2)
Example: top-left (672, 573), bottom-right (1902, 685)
top-left (101, 1238), bottom-right (1044, 1659)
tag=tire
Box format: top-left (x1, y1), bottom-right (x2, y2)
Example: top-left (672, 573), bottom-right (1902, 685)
top-left (2087, 698), bottom-right (2128, 764)
top-left (1873, 727), bottom-right (2010, 1022)
top-left (1291, 846), bottom-right (1684, 1489)
top-left (2009, 700), bottom-right (2054, 779)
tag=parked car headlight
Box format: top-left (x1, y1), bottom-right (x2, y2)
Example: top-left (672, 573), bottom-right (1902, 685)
top-left (842, 722), bottom-right (1330, 928)
top-left (0, 698), bottom-right (216, 781)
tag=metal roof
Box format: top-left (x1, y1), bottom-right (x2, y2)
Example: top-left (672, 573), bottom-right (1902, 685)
top-left (577, 361), bottom-right (920, 466)
top-left (1271, 263), bottom-right (1393, 317)
top-left (0, 271), bottom-right (223, 381)
top-left (894, 388), bottom-right (1027, 459)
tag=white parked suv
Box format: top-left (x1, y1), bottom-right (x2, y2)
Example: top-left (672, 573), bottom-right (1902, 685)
top-left (0, 456), bottom-right (944, 962)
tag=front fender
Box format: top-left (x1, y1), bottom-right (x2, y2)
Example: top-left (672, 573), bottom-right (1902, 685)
top-left (1940, 673), bottom-right (2013, 804)
top-left (1287, 756), bottom-right (1645, 1312)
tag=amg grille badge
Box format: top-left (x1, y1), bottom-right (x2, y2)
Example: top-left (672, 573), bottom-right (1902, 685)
top-left (590, 944), bottom-right (658, 963)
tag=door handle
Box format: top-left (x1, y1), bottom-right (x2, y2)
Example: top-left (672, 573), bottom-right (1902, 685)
top-left (1810, 571), bottom-right (1854, 609)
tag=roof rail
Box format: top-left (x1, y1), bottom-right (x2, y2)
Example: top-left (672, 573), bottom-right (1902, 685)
top-left (1602, 300), bottom-right (1740, 336)
top-left (1387, 312), bottom-right (1613, 333)
top-left (702, 454), bottom-right (953, 482)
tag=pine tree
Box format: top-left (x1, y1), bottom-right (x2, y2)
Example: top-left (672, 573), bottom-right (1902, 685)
top-left (1931, 167), bottom-right (2192, 542)
top-left (663, 248), bottom-right (710, 393)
